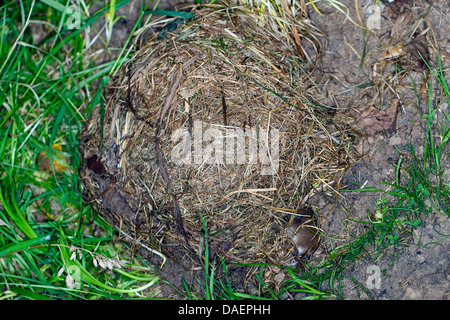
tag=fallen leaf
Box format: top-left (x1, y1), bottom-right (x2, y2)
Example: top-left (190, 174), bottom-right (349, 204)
top-left (38, 143), bottom-right (69, 173)
top-left (356, 98), bottom-right (400, 135)
top-left (404, 39), bottom-right (430, 69)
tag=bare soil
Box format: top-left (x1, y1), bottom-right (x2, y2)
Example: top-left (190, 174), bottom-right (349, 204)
top-left (306, 0), bottom-right (450, 300)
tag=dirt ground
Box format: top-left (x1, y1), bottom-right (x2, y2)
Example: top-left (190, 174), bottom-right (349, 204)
top-left (101, 0), bottom-right (449, 299)
top-left (307, 0), bottom-right (449, 300)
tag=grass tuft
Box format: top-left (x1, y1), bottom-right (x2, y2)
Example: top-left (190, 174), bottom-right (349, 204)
top-left (0, 0), bottom-right (158, 299)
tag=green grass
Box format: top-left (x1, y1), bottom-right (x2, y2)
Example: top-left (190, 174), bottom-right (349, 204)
top-left (1, 0), bottom-right (448, 300)
top-left (0, 0), bottom-right (158, 299)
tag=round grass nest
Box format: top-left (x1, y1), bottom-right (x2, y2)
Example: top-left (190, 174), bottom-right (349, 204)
top-left (80, 3), bottom-right (355, 272)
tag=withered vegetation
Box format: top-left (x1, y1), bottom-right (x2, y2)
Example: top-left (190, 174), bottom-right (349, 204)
top-left (80, 2), bottom-right (357, 283)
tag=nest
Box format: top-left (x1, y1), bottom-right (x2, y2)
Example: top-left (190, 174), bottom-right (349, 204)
top-left (80, 3), bottom-right (355, 276)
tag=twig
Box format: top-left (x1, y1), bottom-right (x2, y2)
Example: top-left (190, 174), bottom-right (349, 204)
top-left (154, 60), bottom-right (196, 253)
top-left (221, 89), bottom-right (227, 126)
top-left (283, 0), bottom-right (305, 60)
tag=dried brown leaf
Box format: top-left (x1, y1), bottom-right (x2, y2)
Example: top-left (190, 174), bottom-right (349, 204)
top-left (356, 98), bottom-right (400, 135)
top-left (38, 143), bottom-right (69, 173)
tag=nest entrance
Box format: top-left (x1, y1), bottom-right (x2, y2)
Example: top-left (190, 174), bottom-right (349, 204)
top-left (81, 4), bottom-right (355, 273)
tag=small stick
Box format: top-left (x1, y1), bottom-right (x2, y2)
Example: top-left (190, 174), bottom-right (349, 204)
top-left (222, 90), bottom-right (227, 126)
top-left (154, 60), bottom-right (196, 253)
top-left (157, 57), bottom-right (196, 132)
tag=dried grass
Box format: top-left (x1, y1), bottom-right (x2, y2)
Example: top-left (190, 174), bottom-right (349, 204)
top-left (80, 1), bottom-right (356, 282)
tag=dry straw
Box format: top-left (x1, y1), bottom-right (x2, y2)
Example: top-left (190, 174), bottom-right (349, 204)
top-left (81, 1), bottom-right (356, 282)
